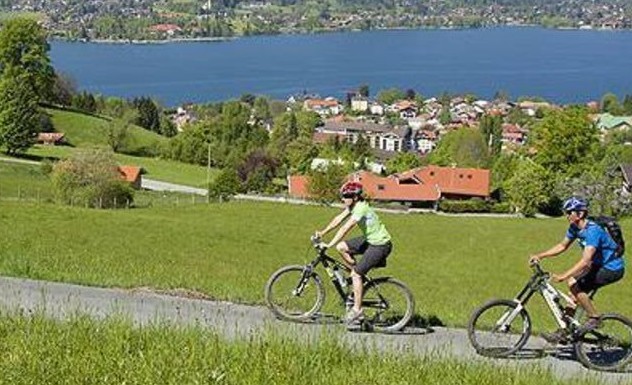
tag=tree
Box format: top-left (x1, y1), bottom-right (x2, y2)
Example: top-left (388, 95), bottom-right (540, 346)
top-left (133, 96), bottom-right (161, 133)
top-left (236, 149), bottom-right (279, 193)
top-left (308, 163), bottom-right (349, 203)
top-left (0, 17), bottom-right (54, 103)
top-left (106, 113), bottom-right (134, 153)
top-left (286, 136), bottom-right (318, 174)
top-left (0, 67), bottom-right (40, 154)
top-left (601, 93), bottom-right (622, 115)
top-left (51, 71), bottom-right (77, 106)
top-left (51, 149), bottom-right (134, 209)
top-left (405, 88), bottom-right (416, 100)
top-left (505, 159), bottom-right (551, 217)
top-left (623, 95), bottom-right (632, 115)
top-left (530, 106), bottom-right (599, 178)
top-left (479, 114), bottom-right (502, 157)
top-left (72, 91), bottom-right (97, 113)
top-left (386, 151), bottom-right (422, 174)
top-left (377, 88), bottom-right (406, 105)
top-left (208, 166), bottom-right (241, 201)
top-left (358, 84), bottom-right (370, 98)
top-left (428, 128), bottom-right (490, 168)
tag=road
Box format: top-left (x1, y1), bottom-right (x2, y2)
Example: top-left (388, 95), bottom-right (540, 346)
top-left (0, 276), bottom-right (629, 384)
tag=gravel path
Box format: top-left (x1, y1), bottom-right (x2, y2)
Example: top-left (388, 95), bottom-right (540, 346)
top-left (0, 276), bottom-right (629, 383)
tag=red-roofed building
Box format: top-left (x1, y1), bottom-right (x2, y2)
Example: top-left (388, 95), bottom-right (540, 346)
top-left (288, 165), bottom-right (490, 205)
top-left (117, 166), bottom-right (143, 189)
top-left (37, 132), bottom-right (65, 145)
top-left (148, 24), bottom-right (182, 36)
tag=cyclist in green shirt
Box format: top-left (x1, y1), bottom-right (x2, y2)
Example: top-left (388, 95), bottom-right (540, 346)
top-left (316, 181), bottom-right (393, 326)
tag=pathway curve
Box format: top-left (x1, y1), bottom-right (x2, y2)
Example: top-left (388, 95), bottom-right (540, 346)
top-left (0, 276), bottom-right (628, 384)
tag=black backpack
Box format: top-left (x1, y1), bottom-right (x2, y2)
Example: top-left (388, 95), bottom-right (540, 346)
top-left (589, 215), bottom-right (626, 258)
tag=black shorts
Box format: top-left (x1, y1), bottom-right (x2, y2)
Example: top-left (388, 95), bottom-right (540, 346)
top-left (574, 266), bottom-right (624, 294)
top-left (345, 237), bottom-right (392, 276)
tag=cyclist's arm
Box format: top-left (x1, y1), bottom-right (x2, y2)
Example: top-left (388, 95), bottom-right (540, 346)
top-left (531, 237), bottom-right (573, 262)
top-left (326, 217), bottom-right (358, 248)
top-left (557, 246), bottom-right (595, 281)
top-left (318, 209), bottom-right (350, 236)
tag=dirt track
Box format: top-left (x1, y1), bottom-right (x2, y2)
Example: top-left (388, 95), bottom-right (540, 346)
top-left (0, 276), bottom-right (629, 384)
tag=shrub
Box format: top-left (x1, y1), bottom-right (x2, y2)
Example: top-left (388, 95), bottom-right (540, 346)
top-left (51, 149), bottom-right (134, 208)
top-left (438, 198), bottom-right (489, 213)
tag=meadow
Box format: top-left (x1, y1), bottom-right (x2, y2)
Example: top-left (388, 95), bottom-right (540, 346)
top-left (0, 312), bottom-right (607, 385)
top-left (1, 198), bottom-right (630, 332)
top-left (5, 107), bottom-right (217, 187)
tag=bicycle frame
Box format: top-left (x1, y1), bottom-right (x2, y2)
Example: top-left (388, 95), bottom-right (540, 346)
top-left (501, 263), bottom-right (585, 332)
top-left (301, 248), bottom-right (351, 301)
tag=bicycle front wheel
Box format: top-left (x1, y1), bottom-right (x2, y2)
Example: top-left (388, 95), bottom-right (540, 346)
top-left (468, 299), bottom-right (531, 357)
top-left (362, 277), bottom-right (415, 333)
top-left (264, 265), bottom-right (325, 321)
top-left (575, 313), bottom-right (632, 371)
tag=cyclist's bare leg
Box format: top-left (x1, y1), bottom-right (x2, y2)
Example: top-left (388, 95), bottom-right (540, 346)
top-left (350, 269), bottom-right (363, 313)
top-left (335, 242), bottom-right (356, 270)
top-left (571, 283), bottom-right (598, 318)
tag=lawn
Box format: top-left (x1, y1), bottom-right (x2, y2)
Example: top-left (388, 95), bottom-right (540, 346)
top-left (1, 200), bottom-right (630, 331)
top-left (0, 161), bottom-right (53, 201)
top-left (0, 313), bottom-right (600, 385)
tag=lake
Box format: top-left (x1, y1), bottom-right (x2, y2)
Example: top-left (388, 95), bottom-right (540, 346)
top-left (50, 27), bottom-right (632, 107)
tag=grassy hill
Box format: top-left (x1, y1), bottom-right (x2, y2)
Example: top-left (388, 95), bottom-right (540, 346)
top-left (4, 107), bottom-right (217, 187)
top-left (45, 107), bottom-right (167, 156)
top-left (1, 199), bottom-right (630, 332)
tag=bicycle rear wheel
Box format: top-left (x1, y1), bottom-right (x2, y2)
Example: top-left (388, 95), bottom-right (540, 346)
top-left (575, 313), bottom-right (632, 371)
top-left (468, 299), bottom-right (531, 357)
top-left (362, 277), bottom-right (415, 333)
top-left (264, 265), bottom-right (325, 321)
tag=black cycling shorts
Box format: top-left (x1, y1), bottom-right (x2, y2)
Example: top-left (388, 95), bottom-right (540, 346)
top-left (574, 266), bottom-right (624, 294)
top-left (345, 236), bottom-right (392, 276)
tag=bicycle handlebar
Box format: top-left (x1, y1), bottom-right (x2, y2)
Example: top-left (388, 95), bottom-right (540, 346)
top-left (529, 260), bottom-right (550, 279)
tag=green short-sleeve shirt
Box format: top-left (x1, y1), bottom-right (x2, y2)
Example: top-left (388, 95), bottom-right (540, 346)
top-left (349, 201), bottom-right (391, 245)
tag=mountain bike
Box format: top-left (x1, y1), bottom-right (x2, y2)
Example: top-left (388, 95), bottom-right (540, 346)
top-left (264, 235), bottom-right (415, 333)
top-left (468, 261), bottom-right (632, 371)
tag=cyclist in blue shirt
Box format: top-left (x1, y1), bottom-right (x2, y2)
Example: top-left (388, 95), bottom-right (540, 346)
top-left (529, 196), bottom-right (625, 338)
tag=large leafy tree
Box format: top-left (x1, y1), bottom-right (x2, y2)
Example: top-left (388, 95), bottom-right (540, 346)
top-left (479, 114), bottom-right (503, 158)
top-left (386, 151), bottom-right (422, 174)
top-left (428, 127), bottom-right (490, 168)
top-left (0, 17), bottom-right (54, 102)
top-left (0, 67), bottom-right (40, 154)
top-left (530, 106), bottom-right (598, 178)
top-left (506, 159), bottom-right (551, 217)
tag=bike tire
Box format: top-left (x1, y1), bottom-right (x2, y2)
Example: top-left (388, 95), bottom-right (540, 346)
top-left (264, 265), bottom-right (325, 321)
top-left (574, 313), bottom-right (632, 372)
top-left (362, 277), bottom-right (415, 333)
top-left (468, 299), bottom-right (531, 357)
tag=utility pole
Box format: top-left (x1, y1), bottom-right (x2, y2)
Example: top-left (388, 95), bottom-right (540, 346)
top-left (206, 140), bottom-right (211, 203)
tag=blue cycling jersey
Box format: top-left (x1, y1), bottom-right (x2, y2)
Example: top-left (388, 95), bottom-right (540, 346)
top-left (566, 221), bottom-right (625, 271)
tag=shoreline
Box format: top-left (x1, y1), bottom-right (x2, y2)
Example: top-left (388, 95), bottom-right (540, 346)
top-left (49, 24), bottom-right (628, 45)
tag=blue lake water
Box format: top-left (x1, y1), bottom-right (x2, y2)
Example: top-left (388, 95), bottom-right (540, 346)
top-left (50, 27), bottom-right (632, 107)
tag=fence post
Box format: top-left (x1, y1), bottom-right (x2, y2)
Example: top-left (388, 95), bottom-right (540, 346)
top-left (17, 186), bottom-right (21, 201)
top-left (176, 196), bottom-right (179, 206)
top-left (192, 195), bottom-right (195, 205)
top-left (99, 197), bottom-right (103, 209)
top-left (114, 197), bottom-right (117, 208)
top-left (37, 189), bottom-right (40, 204)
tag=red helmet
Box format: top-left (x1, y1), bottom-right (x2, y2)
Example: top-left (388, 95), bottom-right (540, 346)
top-left (340, 181), bottom-right (363, 198)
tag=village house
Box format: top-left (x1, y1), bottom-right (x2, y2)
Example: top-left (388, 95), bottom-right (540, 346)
top-left (148, 24), bottom-right (182, 38)
top-left (287, 165), bottom-right (491, 207)
top-left (595, 113), bottom-right (632, 132)
top-left (36, 132), bottom-right (65, 145)
top-left (318, 119), bottom-right (411, 153)
top-left (171, 106), bottom-right (196, 132)
top-left (500, 123), bottom-right (528, 151)
top-left (350, 96), bottom-right (369, 112)
top-left (117, 166), bottom-right (143, 190)
top-left (303, 98), bottom-right (343, 116)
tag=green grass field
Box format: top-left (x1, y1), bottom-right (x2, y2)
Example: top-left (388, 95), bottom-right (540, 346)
top-left (45, 108), bottom-right (167, 152)
top-left (0, 161), bottom-right (53, 201)
top-left (1, 200), bottom-right (630, 331)
top-left (0, 312), bottom-right (605, 385)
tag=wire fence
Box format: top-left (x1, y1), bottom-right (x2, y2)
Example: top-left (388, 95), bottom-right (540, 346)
top-left (0, 186), bottom-right (219, 209)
